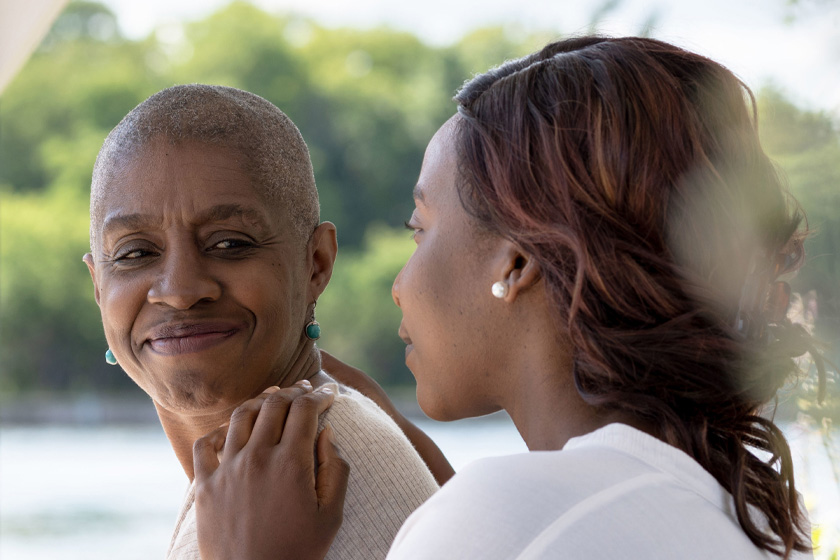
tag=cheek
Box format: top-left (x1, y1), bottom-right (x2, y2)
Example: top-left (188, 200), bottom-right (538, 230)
top-left (414, 241), bottom-right (476, 320)
top-left (247, 264), bottom-right (306, 340)
top-left (99, 275), bottom-right (148, 340)
top-left (404, 247), bottom-right (470, 353)
top-left (400, 250), bottom-right (437, 316)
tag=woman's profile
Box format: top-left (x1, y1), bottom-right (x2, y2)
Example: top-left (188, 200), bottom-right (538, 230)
top-left (194, 36), bottom-right (821, 559)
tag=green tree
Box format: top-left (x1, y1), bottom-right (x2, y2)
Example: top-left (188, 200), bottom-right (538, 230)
top-left (318, 226), bottom-right (416, 387)
top-left (758, 88), bottom-right (840, 335)
top-left (756, 88), bottom-right (840, 422)
top-left (0, 187), bottom-right (124, 391)
top-left (1, 1), bottom-right (838, 398)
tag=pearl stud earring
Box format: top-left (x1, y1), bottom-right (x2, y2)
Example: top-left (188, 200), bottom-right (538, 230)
top-left (491, 281), bottom-right (509, 299)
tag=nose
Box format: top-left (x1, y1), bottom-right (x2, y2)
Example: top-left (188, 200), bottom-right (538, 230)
top-left (147, 246), bottom-right (221, 309)
top-left (392, 266), bottom-right (404, 308)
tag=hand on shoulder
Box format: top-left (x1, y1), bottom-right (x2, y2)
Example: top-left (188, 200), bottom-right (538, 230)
top-left (193, 381), bottom-right (350, 560)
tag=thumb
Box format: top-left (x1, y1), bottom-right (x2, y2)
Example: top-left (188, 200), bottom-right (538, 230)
top-left (193, 423), bottom-right (228, 481)
top-left (315, 423), bottom-right (350, 514)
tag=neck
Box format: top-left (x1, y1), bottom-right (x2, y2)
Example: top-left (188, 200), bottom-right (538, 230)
top-left (156, 341), bottom-right (322, 481)
top-left (501, 342), bottom-right (653, 451)
top-left (494, 291), bottom-right (635, 451)
top-left (502, 349), bottom-right (605, 451)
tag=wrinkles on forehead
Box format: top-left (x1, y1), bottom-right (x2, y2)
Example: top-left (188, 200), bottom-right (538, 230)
top-left (89, 84), bottom-right (320, 253)
top-left (101, 203), bottom-right (273, 247)
top-left (94, 139), bottom-right (269, 239)
top-left (90, 139), bottom-right (293, 259)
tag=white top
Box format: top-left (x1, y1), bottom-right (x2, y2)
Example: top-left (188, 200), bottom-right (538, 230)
top-left (166, 378), bottom-right (439, 560)
top-left (387, 423), bottom-right (812, 559)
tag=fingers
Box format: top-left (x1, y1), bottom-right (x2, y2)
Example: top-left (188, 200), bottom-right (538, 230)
top-left (277, 386), bottom-right (336, 458)
top-left (249, 380), bottom-right (314, 447)
top-left (194, 423), bottom-right (229, 481)
top-left (315, 423), bottom-right (350, 514)
top-left (222, 389), bottom-right (274, 455)
top-left (224, 383), bottom-right (311, 456)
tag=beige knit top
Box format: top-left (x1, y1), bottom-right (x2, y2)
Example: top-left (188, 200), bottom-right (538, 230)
top-left (166, 378), bottom-right (440, 560)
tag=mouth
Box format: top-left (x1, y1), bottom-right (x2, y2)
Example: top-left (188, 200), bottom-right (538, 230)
top-left (146, 321), bottom-right (245, 356)
top-left (398, 325), bottom-right (414, 358)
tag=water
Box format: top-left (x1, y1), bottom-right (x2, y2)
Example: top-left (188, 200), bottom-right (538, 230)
top-left (1, 418), bottom-right (837, 559)
top-left (0, 426), bottom-right (187, 560)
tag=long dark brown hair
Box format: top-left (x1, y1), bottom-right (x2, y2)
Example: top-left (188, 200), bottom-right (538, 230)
top-left (454, 36), bottom-right (813, 557)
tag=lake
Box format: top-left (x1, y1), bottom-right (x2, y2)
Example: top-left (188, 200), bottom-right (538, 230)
top-left (1, 415), bottom-right (837, 559)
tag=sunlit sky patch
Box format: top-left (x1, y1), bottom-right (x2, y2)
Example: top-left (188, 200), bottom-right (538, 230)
top-left (98, 0), bottom-right (840, 115)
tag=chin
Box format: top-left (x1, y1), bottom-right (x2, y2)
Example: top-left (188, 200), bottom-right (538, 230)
top-left (416, 384), bottom-right (498, 422)
top-left (147, 372), bottom-right (232, 415)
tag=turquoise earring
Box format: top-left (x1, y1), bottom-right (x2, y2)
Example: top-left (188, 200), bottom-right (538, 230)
top-left (305, 302), bottom-right (321, 340)
top-left (105, 348), bottom-right (118, 365)
top-left (305, 321), bottom-right (321, 340)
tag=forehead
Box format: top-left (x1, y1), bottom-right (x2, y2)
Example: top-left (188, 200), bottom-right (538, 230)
top-left (415, 116), bottom-right (460, 204)
top-left (94, 138), bottom-right (288, 237)
top-left (107, 137), bottom-right (253, 200)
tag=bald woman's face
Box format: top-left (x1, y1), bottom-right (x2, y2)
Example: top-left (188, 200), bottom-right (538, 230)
top-left (84, 138), bottom-right (328, 414)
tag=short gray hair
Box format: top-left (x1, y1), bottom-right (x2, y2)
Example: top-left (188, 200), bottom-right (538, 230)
top-left (90, 84), bottom-right (319, 251)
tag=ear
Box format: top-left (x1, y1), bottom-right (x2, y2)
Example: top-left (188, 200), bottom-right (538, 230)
top-left (83, 253), bottom-right (102, 306)
top-left (492, 242), bottom-right (542, 303)
top-left (307, 222), bottom-right (338, 301)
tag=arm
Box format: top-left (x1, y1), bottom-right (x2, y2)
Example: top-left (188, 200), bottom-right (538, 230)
top-left (193, 381), bottom-right (350, 560)
top-left (320, 350), bottom-right (455, 485)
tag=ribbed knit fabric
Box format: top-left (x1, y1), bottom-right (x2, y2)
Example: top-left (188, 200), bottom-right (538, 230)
top-left (166, 378), bottom-right (439, 560)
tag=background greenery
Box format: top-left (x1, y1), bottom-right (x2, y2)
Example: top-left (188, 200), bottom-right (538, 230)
top-left (0, 1), bottom-right (837, 416)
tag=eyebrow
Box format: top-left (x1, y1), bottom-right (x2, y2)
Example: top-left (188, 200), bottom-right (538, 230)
top-left (101, 204), bottom-right (272, 238)
top-left (102, 212), bottom-right (156, 236)
top-left (199, 204), bottom-right (271, 233)
top-left (412, 184), bottom-right (425, 203)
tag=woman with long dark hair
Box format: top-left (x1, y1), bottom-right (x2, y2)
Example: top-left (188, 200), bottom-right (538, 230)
top-left (193, 36), bottom-right (819, 559)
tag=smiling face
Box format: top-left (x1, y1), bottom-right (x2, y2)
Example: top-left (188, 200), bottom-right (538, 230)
top-left (393, 117), bottom-right (512, 421)
top-left (85, 137), bottom-right (330, 415)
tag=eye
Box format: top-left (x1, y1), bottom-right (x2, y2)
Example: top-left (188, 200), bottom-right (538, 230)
top-left (115, 246), bottom-right (155, 261)
top-left (209, 238), bottom-right (256, 251)
top-left (121, 249), bottom-right (146, 259)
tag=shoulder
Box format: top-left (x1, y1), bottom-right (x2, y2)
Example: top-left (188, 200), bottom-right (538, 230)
top-left (166, 483), bottom-right (200, 560)
top-left (320, 382), bottom-right (438, 494)
top-left (432, 433), bottom-right (661, 505)
top-left (387, 424), bottom-right (777, 560)
top-left (320, 382), bottom-right (424, 459)
top-left (387, 450), bottom-right (623, 560)
top-left (316, 381), bottom-right (439, 560)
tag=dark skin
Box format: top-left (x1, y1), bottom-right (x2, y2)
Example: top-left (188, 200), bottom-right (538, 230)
top-left (192, 353), bottom-right (454, 560)
top-left (83, 139), bottom-right (339, 481)
top-left (85, 137), bottom-right (453, 557)
top-left (194, 355), bottom-right (451, 560)
top-left (193, 381), bottom-right (349, 560)
top-left (194, 117), bottom-right (641, 558)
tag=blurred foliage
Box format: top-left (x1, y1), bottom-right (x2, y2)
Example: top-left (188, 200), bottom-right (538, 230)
top-left (0, 0), bottom-right (541, 392)
top-left (0, 0), bottom-right (838, 407)
top-left (318, 226), bottom-right (415, 387)
top-left (757, 89), bottom-right (840, 422)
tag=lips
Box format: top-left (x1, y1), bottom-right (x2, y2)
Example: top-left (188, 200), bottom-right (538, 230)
top-left (398, 325), bottom-right (414, 359)
top-left (146, 321), bottom-right (245, 356)
top-left (398, 324), bottom-right (413, 346)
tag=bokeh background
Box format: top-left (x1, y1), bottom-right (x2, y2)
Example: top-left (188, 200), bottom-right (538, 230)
top-left (1, 0), bottom-right (838, 558)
